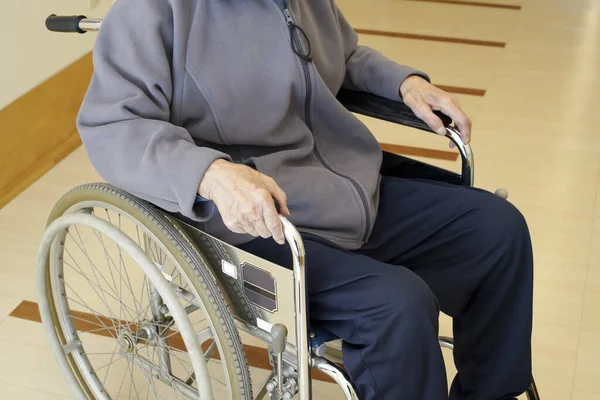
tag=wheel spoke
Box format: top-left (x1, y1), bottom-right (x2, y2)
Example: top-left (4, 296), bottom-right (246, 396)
top-left (67, 314), bottom-right (111, 331)
top-left (68, 227), bottom-right (119, 302)
top-left (166, 348), bottom-right (194, 373)
top-left (63, 257), bottom-right (140, 325)
top-left (210, 374), bottom-right (228, 390)
top-left (116, 358), bottom-right (128, 399)
top-left (127, 358), bottom-right (135, 400)
top-left (92, 229), bottom-right (123, 311)
top-left (118, 239), bottom-right (143, 319)
top-left (101, 342), bottom-right (120, 385)
top-left (160, 317), bottom-right (208, 342)
top-left (105, 208), bottom-right (145, 322)
top-left (91, 228), bottom-right (144, 325)
top-left (131, 357), bottom-right (164, 400)
top-left (165, 350), bottom-right (194, 386)
top-left (129, 361), bottom-right (142, 400)
top-left (142, 337), bottom-right (159, 400)
top-left (63, 286), bottom-right (119, 340)
top-left (94, 354), bottom-right (126, 373)
top-left (64, 235), bottom-right (133, 332)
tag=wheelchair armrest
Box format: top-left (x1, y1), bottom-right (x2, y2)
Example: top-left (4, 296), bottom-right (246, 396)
top-left (336, 88), bottom-right (452, 133)
top-left (337, 88), bottom-right (474, 187)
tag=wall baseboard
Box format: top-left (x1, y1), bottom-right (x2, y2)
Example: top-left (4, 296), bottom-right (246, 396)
top-left (0, 52), bottom-right (93, 209)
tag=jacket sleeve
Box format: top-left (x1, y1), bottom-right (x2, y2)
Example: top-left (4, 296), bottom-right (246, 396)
top-left (333, 3), bottom-right (431, 100)
top-left (76, 0), bottom-right (230, 221)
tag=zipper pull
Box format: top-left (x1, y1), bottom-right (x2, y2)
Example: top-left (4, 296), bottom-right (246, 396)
top-left (283, 8), bottom-right (294, 26)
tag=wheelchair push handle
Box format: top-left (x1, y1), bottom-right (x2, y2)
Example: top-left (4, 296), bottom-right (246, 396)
top-left (46, 15), bottom-right (86, 33)
top-left (45, 14), bottom-right (102, 33)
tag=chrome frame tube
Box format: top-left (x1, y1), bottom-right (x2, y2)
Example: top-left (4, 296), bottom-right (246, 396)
top-left (438, 336), bottom-right (454, 351)
top-left (78, 18), bottom-right (102, 32)
top-left (134, 353), bottom-right (198, 399)
top-left (526, 378), bottom-right (541, 400)
top-left (445, 126), bottom-right (474, 187)
top-left (280, 216), bottom-right (311, 400)
top-left (145, 233), bottom-right (173, 376)
top-left (150, 284), bottom-right (173, 376)
top-left (312, 357), bottom-right (358, 400)
top-left (277, 353), bottom-right (284, 394)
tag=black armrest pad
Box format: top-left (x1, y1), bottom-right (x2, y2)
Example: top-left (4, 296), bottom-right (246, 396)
top-left (336, 88), bottom-right (452, 133)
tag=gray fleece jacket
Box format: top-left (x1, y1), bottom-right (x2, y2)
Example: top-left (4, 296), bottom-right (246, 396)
top-left (77, 0), bottom-right (428, 250)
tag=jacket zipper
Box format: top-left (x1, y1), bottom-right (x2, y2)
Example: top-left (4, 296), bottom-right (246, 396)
top-left (278, 0), bottom-right (371, 244)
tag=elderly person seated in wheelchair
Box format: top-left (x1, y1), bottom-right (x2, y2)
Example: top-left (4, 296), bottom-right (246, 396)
top-left (74, 0), bottom-right (534, 399)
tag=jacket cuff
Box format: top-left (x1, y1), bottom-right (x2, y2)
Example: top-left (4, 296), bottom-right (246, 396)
top-left (175, 145), bottom-right (231, 221)
top-left (377, 63), bottom-right (431, 101)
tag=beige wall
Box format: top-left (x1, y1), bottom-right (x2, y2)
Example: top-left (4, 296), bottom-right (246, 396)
top-left (0, 0), bottom-right (113, 110)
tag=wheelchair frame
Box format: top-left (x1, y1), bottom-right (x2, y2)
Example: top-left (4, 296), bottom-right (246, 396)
top-left (38, 14), bottom-right (540, 400)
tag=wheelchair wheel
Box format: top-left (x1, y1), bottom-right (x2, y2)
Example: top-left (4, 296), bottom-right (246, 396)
top-left (37, 183), bottom-right (252, 399)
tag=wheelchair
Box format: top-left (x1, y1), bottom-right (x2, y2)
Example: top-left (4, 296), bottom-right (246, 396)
top-left (38, 15), bottom-right (541, 400)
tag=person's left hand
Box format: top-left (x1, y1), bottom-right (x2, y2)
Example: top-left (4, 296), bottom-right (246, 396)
top-left (400, 75), bottom-right (472, 148)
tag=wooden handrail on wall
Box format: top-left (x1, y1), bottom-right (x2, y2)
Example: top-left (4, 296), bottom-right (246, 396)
top-left (0, 53), bottom-right (93, 209)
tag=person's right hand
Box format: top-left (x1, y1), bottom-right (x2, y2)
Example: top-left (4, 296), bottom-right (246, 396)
top-left (198, 159), bottom-right (290, 245)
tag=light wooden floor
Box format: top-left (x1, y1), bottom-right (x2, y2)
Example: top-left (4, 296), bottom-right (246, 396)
top-left (1, 0), bottom-right (600, 398)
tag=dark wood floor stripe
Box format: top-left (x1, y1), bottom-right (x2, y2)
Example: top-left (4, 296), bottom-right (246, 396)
top-left (407, 0), bottom-right (522, 10)
top-left (380, 143), bottom-right (459, 161)
top-left (354, 28), bottom-right (506, 48)
top-left (10, 300), bottom-right (338, 384)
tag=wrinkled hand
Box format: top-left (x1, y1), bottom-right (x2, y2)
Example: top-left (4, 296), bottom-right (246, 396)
top-left (198, 159), bottom-right (290, 245)
top-left (400, 76), bottom-right (472, 148)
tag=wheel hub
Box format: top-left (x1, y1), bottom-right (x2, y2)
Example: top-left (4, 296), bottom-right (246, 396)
top-left (118, 331), bottom-right (136, 354)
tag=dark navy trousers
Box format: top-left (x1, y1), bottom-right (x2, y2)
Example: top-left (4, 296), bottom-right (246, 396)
top-left (239, 176), bottom-right (534, 400)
